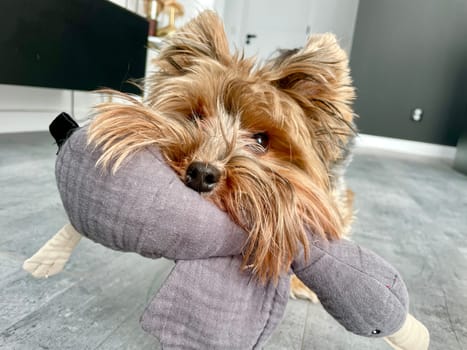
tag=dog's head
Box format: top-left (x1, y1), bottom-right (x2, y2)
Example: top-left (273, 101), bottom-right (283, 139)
top-left (89, 11), bottom-right (355, 282)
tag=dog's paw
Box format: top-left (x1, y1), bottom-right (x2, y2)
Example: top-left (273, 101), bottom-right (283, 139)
top-left (290, 274), bottom-right (319, 303)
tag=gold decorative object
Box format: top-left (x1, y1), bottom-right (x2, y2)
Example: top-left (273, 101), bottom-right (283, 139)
top-left (144, 0), bottom-right (184, 38)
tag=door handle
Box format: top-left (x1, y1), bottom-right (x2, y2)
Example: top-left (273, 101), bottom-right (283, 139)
top-left (245, 33), bottom-right (257, 45)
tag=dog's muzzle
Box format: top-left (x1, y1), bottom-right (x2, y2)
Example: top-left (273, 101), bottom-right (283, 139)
top-left (185, 162), bottom-right (221, 193)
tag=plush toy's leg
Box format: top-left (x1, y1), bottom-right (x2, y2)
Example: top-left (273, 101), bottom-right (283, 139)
top-left (290, 275), bottom-right (319, 303)
top-left (384, 314), bottom-right (430, 350)
top-left (23, 223), bottom-right (81, 278)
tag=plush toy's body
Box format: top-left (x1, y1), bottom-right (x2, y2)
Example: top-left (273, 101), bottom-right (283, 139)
top-left (24, 125), bottom-right (429, 349)
top-left (24, 10), bottom-right (429, 350)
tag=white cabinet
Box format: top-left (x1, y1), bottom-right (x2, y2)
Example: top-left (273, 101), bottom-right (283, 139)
top-left (0, 84), bottom-right (71, 133)
top-left (0, 85), bottom-right (105, 133)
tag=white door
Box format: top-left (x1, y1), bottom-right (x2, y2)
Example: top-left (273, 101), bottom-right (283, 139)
top-left (239, 0), bottom-right (311, 60)
top-left (221, 0), bottom-right (360, 59)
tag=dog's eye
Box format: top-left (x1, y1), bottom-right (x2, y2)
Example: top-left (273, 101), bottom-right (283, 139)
top-left (252, 132), bottom-right (269, 151)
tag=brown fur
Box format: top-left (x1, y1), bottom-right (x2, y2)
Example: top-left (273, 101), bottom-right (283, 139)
top-left (290, 275), bottom-right (319, 303)
top-left (87, 11), bottom-right (355, 284)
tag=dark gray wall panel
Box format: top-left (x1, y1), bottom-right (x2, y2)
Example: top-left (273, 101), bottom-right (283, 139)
top-left (350, 0), bottom-right (467, 146)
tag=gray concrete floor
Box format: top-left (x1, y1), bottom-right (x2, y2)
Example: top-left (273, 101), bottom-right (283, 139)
top-left (0, 131), bottom-right (466, 350)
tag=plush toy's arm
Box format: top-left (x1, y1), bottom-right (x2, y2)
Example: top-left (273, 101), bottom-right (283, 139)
top-left (293, 236), bottom-right (408, 337)
top-left (56, 127), bottom-right (246, 260)
top-left (292, 236), bottom-right (429, 349)
top-left (25, 125), bottom-right (247, 279)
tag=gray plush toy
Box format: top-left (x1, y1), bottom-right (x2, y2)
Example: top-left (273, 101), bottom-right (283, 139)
top-left (24, 126), bottom-right (429, 349)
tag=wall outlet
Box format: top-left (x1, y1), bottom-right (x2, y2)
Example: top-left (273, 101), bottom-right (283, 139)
top-left (411, 108), bottom-right (423, 122)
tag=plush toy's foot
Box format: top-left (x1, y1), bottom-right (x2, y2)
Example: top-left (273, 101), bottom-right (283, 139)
top-left (23, 223), bottom-right (81, 278)
top-left (384, 313), bottom-right (430, 350)
top-left (290, 274), bottom-right (319, 303)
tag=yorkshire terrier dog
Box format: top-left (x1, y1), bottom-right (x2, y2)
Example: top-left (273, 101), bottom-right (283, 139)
top-left (88, 11), bottom-right (356, 299)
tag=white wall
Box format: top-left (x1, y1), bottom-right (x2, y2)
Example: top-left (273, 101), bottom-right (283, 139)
top-left (307, 0), bottom-right (359, 55)
top-left (221, 0), bottom-right (247, 51)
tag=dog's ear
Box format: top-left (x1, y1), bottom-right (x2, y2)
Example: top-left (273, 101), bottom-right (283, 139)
top-left (263, 34), bottom-right (356, 162)
top-left (156, 10), bottom-right (230, 74)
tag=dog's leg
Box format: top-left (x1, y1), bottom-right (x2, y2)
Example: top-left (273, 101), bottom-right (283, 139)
top-left (23, 223), bottom-right (81, 278)
top-left (290, 274), bottom-right (319, 303)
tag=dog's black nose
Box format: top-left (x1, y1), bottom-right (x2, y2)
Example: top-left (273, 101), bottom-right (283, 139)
top-left (185, 162), bottom-right (221, 193)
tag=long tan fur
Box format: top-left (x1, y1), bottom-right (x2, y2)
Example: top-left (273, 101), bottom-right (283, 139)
top-left (88, 11), bottom-right (355, 283)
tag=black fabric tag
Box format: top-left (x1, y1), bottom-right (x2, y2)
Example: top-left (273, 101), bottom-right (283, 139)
top-left (49, 112), bottom-right (80, 153)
